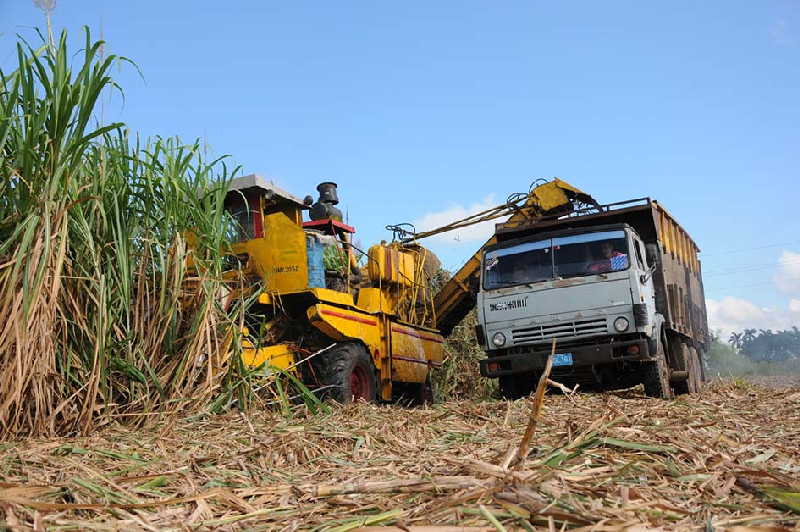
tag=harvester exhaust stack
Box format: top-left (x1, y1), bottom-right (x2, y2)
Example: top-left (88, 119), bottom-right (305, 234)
top-left (309, 181), bottom-right (343, 221)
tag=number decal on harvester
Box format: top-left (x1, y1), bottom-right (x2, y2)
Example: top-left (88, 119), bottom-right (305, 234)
top-left (272, 264), bottom-right (300, 274)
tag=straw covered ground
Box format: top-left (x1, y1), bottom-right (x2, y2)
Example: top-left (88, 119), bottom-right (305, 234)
top-left (0, 379), bottom-right (797, 531)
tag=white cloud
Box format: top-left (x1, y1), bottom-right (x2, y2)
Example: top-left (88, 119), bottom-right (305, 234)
top-left (707, 296), bottom-right (800, 338)
top-left (774, 250), bottom-right (800, 294)
top-left (411, 195), bottom-right (507, 247)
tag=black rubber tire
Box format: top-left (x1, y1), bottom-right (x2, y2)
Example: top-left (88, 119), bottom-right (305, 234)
top-left (642, 331), bottom-right (673, 399)
top-left (674, 345), bottom-right (703, 395)
top-left (672, 343), bottom-right (690, 396)
top-left (499, 372), bottom-right (538, 400)
top-left (688, 346), bottom-right (703, 392)
top-left (698, 349), bottom-right (707, 383)
top-left (312, 343), bottom-right (377, 404)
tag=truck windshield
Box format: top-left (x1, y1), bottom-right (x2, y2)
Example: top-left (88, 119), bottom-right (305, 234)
top-left (483, 230), bottom-right (629, 289)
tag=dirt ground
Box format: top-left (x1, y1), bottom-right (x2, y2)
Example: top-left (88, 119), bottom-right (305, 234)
top-left (0, 379), bottom-right (798, 531)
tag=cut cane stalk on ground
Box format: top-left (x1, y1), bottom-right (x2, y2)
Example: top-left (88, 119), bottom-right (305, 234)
top-left (0, 380), bottom-right (797, 529)
top-left (502, 338), bottom-right (557, 470)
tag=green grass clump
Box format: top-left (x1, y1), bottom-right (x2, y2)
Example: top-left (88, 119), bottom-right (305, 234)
top-left (0, 28), bottom-right (254, 436)
top-left (434, 310), bottom-right (497, 401)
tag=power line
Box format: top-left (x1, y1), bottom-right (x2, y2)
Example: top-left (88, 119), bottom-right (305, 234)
top-left (703, 257), bottom-right (800, 277)
top-left (699, 240), bottom-right (800, 257)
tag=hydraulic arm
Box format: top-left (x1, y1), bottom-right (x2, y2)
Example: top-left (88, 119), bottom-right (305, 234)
top-left (429, 179), bottom-right (597, 336)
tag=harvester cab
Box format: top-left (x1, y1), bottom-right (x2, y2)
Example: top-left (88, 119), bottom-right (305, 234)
top-left (220, 174), bottom-right (443, 404)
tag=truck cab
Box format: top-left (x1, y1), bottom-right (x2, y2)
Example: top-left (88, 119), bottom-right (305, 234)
top-left (477, 223), bottom-right (663, 397)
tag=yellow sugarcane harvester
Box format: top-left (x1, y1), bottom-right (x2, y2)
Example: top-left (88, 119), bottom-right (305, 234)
top-left (212, 174), bottom-right (594, 403)
top-left (218, 174), bottom-right (443, 403)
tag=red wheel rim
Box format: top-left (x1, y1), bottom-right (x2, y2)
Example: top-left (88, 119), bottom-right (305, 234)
top-left (350, 365), bottom-right (370, 401)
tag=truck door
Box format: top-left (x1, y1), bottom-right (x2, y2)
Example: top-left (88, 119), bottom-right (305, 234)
top-left (632, 236), bottom-right (656, 330)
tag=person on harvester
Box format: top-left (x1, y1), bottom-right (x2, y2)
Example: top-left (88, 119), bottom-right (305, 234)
top-left (589, 241), bottom-right (628, 273)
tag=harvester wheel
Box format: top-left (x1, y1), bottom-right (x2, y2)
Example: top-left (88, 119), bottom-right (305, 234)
top-left (313, 343), bottom-right (377, 404)
top-left (499, 372), bottom-right (538, 400)
top-left (642, 330), bottom-right (673, 399)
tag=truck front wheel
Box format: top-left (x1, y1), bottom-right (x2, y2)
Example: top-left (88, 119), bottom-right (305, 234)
top-left (642, 330), bottom-right (673, 399)
top-left (499, 372), bottom-right (538, 400)
top-left (313, 343), bottom-right (378, 404)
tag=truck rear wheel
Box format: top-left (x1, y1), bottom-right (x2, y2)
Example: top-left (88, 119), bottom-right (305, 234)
top-left (642, 331), bottom-right (673, 399)
top-left (499, 372), bottom-right (538, 400)
top-left (313, 343), bottom-right (377, 404)
top-left (673, 344), bottom-right (703, 395)
top-left (688, 346), bottom-right (703, 392)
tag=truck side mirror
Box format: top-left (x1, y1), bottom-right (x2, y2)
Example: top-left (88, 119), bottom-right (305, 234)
top-left (645, 243), bottom-right (660, 268)
top-left (641, 243), bottom-right (660, 284)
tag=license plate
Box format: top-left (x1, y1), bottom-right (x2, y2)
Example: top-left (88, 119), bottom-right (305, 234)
top-left (552, 353), bottom-right (573, 366)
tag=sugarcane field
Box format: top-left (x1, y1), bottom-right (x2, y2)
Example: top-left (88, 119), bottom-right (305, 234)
top-left (1, 4), bottom-right (799, 531)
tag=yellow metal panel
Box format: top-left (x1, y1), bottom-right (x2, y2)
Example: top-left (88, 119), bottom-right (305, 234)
top-left (389, 323), bottom-right (444, 383)
top-left (669, 220), bottom-right (678, 259)
top-left (528, 180), bottom-right (571, 212)
top-left (680, 231), bottom-right (689, 269)
top-left (356, 287), bottom-right (392, 314)
top-left (306, 304), bottom-right (383, 360)
top-left (551, 178), bottom-right (586, 195)
top-left (367, 244), bottom-right (415, 286)
top-left (245, 211), bottom-right (308, 292)
top-left (241, 343), bottom-right (295, 370)
top-left (680, 230), bottom-right (689, 268)
top-left (309, 288), bottom-right (356, 307)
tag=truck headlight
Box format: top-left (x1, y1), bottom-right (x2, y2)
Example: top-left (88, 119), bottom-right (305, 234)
top-left (613, 317), bottom-right (629, 332)
top-left (491, 332), bottom-right (507, 347)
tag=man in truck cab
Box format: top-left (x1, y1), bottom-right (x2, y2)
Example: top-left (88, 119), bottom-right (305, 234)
top-left (589, 241), bottom-right (628, 273)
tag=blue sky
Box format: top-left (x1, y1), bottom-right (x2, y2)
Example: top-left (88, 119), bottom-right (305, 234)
top-left (2, 1), bottom-right (799, 335)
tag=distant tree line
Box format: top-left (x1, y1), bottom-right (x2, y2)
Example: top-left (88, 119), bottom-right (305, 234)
top-left (727, 328), bottom-right (800, 362)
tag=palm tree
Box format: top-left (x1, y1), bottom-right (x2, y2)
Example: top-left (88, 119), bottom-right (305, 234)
top-left (728, 332), bottom-right (743, 350)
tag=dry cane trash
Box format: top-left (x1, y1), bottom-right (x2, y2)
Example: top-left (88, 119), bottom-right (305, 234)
top-left (0, 377), bottom-right (796, 530)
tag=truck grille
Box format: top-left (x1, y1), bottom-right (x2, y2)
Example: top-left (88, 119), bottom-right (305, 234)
top-left (512, 318), bottom-right (608, 344)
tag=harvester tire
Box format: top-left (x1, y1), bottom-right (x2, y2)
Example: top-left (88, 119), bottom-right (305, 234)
top-left (313, 343), bottom-right (377, 404)
top-left (499, 372), bottom-right (538, 400)
top-left (642, 330), bottom-right (673, 399)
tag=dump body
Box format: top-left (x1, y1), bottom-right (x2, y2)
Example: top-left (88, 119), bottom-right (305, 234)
top-left (476, 198), bottom-right (707, 397)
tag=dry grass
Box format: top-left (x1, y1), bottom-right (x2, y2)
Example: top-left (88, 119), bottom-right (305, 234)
top-left (0, 379), bottom-right (797, 531)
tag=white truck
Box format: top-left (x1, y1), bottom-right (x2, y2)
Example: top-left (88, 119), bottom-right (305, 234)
top-left (474, 198), bottom-right (708, 398)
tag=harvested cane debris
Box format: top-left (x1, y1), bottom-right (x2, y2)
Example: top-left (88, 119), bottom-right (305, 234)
top-left (0, 379), bottom-right (797, 531)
